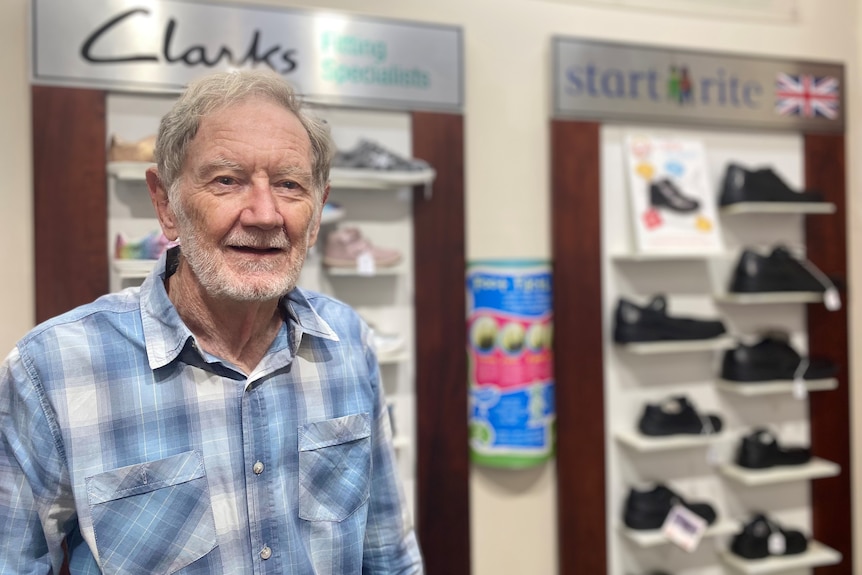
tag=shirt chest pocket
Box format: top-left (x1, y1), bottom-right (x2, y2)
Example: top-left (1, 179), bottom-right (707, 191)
top-left (298, 412), bottom-right (372, 522)
top-left (85, 450), bottom-right (220, 575)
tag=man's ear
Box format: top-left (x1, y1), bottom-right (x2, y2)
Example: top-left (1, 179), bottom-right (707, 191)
top-left (145, 167), bottom-right (179, 241)
top-left (308, 184), bottom-right (331, 247)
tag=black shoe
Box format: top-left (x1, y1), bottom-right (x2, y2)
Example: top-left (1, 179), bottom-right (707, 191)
top-left (650, 179), bottom-right (700, 213)
top-left (730, 514), bottom-right (807, 559)
top-left (613, 296), bottom-right (726, 343)
top-left (735, 428), bottom-right (811, 469)
top-left (623, 484), bottom-right (717, 530)
top-left (720, 163), bottom-right (823, 206)
top-left (728, 246), bottom-right (828, 293)
top-left (637, 396), bottom-right (723, 437)
top-left (720, 331), bottom-right (837, 382)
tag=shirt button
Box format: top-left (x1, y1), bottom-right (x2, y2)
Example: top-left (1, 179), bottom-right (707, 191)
top-left (260, 545), bottom-right (272, 560)
top-left (253, 461), bottom-right (265, 475)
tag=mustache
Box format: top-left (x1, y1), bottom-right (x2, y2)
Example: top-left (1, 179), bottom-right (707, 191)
top-left (224, 230), bottom-right (290, 249)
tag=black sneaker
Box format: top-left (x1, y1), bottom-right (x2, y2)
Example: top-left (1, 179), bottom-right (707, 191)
top-left (649, 178), bottom-right (700, 213)
top-left (637, 396), bottom-right (723, 437)
top-left (728, 246), bottom-right (828, 293)
top-left (613, 296), bottom-right (726, 343)
top-left (735, 428), bottom-right (811, 469)
top-left (720, 163), bottom-right (823, 206)
top-left (730, 514), bottom-right (807, 559)
top-left (623, 484), bottom-right (717, 530)
top-left (720, 331), bottom-right (837, 382)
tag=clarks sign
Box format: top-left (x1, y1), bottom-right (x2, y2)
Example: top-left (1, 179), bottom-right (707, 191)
top-left (32, 0), bottom-right (463, 112)
top-left (553, 37), bottom-right (844, 132)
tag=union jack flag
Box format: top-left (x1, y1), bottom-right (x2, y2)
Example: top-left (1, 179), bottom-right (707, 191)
top-left (775, 73), bottom-right (840, 119)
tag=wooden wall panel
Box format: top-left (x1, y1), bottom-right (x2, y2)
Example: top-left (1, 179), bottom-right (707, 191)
top-left (804, 133), bottom-right (852, 575)
top-left (551, 120), bottom-right (607, 575)
top-left (411, 111), bottom-right (470, 575)
top-left (32, 86), bottom-right (108, 323)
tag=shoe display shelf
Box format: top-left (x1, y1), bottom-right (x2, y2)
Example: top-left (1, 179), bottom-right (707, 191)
top-left (713, 292), bottom-right (825, 305)
top-left (614, 429), bottom-right (723, 452)
top-left (718, 541), bottom-right (842, 574)
top-left (107, 161), bottom-right (153, 181)
top-left (324, 264), bottom-right (407, 277)
top-left (718, 457), bottom-right (840, 487)
top-left (715, 378), bottom-right (837, 396)
top-left (616, 336), bottom-right (734, 354)
top-left (617, 519), bottom-right (738, 548)
top-left (719, 202), bottom-right (835, 216)
top-left (329, 167), bottom-right (435, 190)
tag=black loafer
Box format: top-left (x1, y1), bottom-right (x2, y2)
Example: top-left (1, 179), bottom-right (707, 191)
top-left (731, 514), bottom-right (807, 559)
top-left (720, 163), bottom-right (823, 206)
top-left (623, 483), bottom-right (717, 530)
top-left (637, 396), bottom-right (722, 437)
top-left (720, 331), bottom-right (837, 382)
top-left (613, 295), bottom-right (726, 343)
top-left (650, 178), bottom-right (700, 213)
top-left (728, 246), bottom-right (827, 293)
top-left (735, 428), bottom-right (811, 469)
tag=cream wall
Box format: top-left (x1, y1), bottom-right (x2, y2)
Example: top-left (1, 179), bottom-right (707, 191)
top-left (2, 1), bottom-right (859, 574)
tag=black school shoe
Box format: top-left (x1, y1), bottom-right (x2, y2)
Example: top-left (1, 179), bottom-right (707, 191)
top-left (650, 178), bottom-right (700, 213)
top-left (728, 246), bottom-right (828, 293)
top-left (731, 514), bottom-right (807, 559)
top-left (638, 396), bottom-right (723, 437)
top-left (623, 484), bottom-right (717, 530)
top-left (719, 163), bottom-right (823, 206)
top-left (613, 296), bottom-right (726, 343)
top-left (735, 428), bottom-right (811, 469)
top-left (720, 331), bottom-right (837, 382)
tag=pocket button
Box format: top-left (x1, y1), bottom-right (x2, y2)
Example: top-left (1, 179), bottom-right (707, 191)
top-left (260, 546), bottom-right (272, 560)
top-left (253, 461), bottom-right (264, 475)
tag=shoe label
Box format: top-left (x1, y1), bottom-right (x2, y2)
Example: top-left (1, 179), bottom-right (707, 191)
top-left (661, 503), bottom-right (708, 552)
top-left (356, 251), bottom-right (376, 276)
top-left (768, 532), bottom-right (787, 555)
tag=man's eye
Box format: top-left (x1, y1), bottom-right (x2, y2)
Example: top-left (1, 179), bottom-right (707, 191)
top-left (278, 180), bottom-right (300, 190)
top-left (216, 176), bottom-right (236, 186)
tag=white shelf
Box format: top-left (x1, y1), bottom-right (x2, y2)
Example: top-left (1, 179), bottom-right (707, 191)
top-left (112, 259), bottom-right (156, 279)
top-left (324, 264), bottom-right (405, 277)
top-left (378, 351), bottom-right (410, 365)
top-left (720, 202), bottom-right (836, 215)
top-left (719, 540), bottom-right (842, 574)
top-left (330, 166), bottom-right (435, 189)
top-left (610, 251), bottom-right (718, 262)
top-left (615, 429), bottom-right (722, 452)
top-left (108, 161), bottom-right (153, 181)
top-left (618, 519), bottom-right (738, 548)
top-left (615, 336), bottom-right (734, 354)
top-left (719, 457), bottom-right (840, 486)
top-left (714, 292), bottom-right (824, 304)
top-left (716, 378), bottom-right (838, 396)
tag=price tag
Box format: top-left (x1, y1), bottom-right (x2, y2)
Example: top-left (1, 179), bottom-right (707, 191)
top-left (356, 251), bottom-right (376, 276)
top-left (661, 504), bottom-right (707, 552)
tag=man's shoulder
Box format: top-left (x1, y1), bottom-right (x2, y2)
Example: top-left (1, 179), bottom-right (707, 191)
top-left (19, 288), bottom-right (143, 347)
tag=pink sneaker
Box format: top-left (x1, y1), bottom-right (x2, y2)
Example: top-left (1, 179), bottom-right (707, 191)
top-left (323, 227), bottom-right (401, 268)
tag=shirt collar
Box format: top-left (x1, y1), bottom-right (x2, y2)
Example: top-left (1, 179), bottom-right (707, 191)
top-left (140, 246), bottom-right (339, 370)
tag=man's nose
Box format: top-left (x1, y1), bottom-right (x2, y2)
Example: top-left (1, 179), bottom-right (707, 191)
top-left (240, 180), bottom-right (283, 229)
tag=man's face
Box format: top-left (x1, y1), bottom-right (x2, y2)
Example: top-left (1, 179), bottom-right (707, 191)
top-left (165, 96), bottom-right (323, 302)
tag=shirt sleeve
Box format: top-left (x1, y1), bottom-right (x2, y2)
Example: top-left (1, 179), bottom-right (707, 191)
top-left (0, 347), bottom-right (75, 573)
top-left (360, 327), bottom-right (424, 575)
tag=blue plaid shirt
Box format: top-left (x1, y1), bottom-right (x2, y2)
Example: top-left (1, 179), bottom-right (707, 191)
top-left (0, 249), bottom-right (422, 574)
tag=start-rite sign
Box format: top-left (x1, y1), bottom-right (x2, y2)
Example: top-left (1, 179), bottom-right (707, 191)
top-left (31, 0), bottom-right (463, 112)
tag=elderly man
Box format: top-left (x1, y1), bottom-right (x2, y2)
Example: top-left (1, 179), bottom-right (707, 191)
top-left (0, 70), bottom-right (422, 574)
